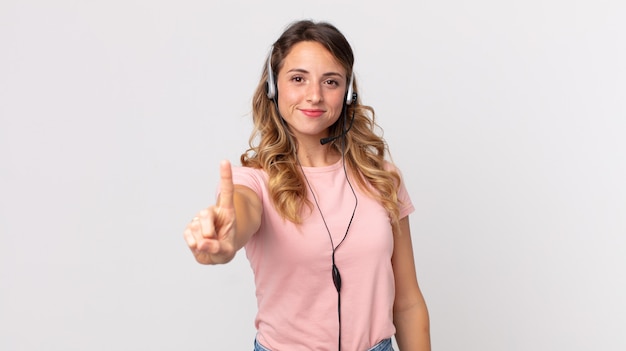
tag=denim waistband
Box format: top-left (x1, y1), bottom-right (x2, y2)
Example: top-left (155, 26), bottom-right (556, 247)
top-left (368, 338), bottom-right (393, 351)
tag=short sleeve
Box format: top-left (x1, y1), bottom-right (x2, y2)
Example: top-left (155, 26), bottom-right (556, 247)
top-left (397, 172), bottom-right (414, 219)
top-left (384, 162), bottom-right (415, 219)
top-left (215, 165), bottom-right (265, 202)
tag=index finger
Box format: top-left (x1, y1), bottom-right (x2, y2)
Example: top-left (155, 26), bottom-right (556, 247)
top-left (217, 159), bottom-right (234, 209)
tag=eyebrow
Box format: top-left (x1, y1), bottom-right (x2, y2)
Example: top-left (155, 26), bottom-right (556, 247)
top-left (285, 68), bottom-right (345, 79)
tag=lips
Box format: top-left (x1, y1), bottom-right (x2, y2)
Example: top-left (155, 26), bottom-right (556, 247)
top-left (299, 109), bottom-right (325, 118)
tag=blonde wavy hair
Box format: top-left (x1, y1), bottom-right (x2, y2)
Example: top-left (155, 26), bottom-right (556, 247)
top-left (241, 20), bottom-right (402, 234)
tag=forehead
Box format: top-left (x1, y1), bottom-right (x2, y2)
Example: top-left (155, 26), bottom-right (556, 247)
top-left (280, 41), bottom-right (345, 75)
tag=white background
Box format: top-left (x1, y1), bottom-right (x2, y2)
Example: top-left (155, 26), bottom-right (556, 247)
top-left (1, 0), bottom-right (625, 350)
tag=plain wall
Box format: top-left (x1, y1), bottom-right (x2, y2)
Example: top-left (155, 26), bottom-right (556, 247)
top-left (1, 0), bottom-right (625, 350)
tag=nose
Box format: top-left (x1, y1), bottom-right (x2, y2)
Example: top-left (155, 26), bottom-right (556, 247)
top-left (306, 82), bottom-right (323, 103)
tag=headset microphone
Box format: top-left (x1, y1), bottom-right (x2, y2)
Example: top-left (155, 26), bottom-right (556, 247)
top-left (319, 135), bottom-right (340, 146)
top-left (319, 92), bottom-right (357, 145)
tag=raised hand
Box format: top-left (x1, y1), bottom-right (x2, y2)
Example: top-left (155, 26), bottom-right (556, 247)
top-left (184, 160), bottom-right (237, 264)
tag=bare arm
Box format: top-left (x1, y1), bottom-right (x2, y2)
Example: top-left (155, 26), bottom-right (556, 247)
top-left (392, 216), bottom-right (431, 351)
top-left (183, 160), bottom-right (262, 264)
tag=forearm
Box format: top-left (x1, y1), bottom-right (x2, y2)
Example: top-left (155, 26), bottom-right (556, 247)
top-left (394, 301), bottom-right (431, 351)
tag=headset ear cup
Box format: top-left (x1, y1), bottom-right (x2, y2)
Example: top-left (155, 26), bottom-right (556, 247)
top-left (266, 46), bottom-right (276, 99)
top-left (348, 92), bottom-right (357, 106)
top-left (266, 76), bottom-right (276, 99)
top-left (346, 73), bottom-right (355, 105)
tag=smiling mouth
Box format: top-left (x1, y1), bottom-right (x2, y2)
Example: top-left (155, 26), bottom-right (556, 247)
top-left (300, 109), bottom-right (325, 117)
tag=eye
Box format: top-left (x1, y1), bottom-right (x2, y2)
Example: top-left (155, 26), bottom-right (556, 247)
top-left (291, 76), bottom-right (304, 83)
top-left (324, 79), bottom-right (339, 87)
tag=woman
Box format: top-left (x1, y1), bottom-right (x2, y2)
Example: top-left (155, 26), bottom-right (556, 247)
top-left (183, 20), bottom-right (430, 351)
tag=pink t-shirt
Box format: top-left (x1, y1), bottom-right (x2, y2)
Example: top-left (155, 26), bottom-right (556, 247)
top-left (230, 160), bottom-right (414, 351)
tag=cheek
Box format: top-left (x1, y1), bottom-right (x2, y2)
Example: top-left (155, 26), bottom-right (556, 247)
top-left (276, 81), bottom-right (299, 100)
top-left (328, 93), bottom-right (346, 115)
top-left (277, 89), bottom-right (301, 111)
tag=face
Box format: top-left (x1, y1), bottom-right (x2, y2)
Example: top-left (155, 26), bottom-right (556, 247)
top-left (276, 41), bottom-right (348, 144)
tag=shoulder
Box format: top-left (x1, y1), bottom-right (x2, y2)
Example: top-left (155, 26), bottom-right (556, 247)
top-left (382, 160), bottom-right (407, 183)
top-left (385, 161), bottom-right (414, 216)
top-left (232, 165), bottom-right (266, 177)
top-left (382, 160), bottom-right (400, 173)
top-left (231, 165), bottom-right (268, 195)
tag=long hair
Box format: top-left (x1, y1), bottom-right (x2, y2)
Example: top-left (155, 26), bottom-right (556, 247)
top-left (241, 20), bottom-right (402, 234)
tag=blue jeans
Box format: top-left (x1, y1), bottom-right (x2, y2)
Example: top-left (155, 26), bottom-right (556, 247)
top-left (254, 337), bottom-right (394, 351)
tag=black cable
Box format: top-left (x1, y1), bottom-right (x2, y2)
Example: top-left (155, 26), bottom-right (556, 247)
top-left (300, 106), bottom-right (358, 351)
top-left (273, 86), bottom-right (358, 351)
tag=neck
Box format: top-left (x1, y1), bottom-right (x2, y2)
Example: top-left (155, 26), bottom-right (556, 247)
top-left (296, 143), bottom-right (341, 167)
